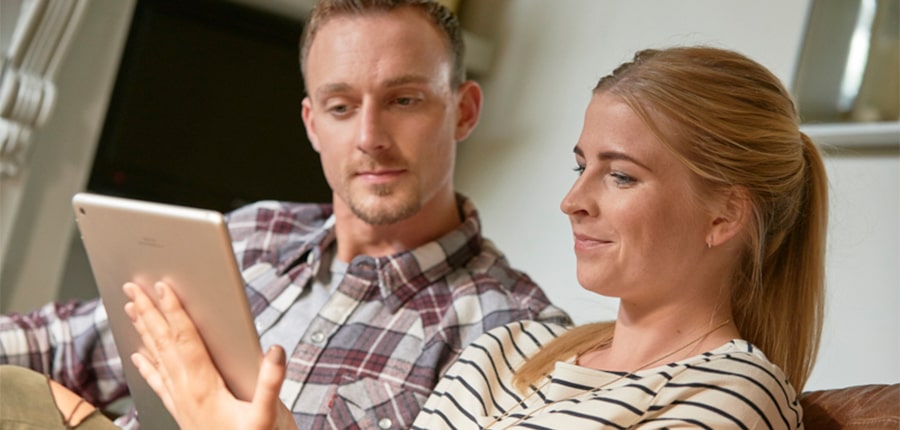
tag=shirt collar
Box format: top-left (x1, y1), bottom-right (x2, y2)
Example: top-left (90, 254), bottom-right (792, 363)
top-left (283, 194), bottom-right (484, 313)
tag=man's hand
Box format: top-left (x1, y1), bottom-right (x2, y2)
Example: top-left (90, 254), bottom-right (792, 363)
top-left (124, 282), bottom-right (297, 430)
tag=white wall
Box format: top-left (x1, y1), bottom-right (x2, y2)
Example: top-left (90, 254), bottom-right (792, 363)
top-left (455, 0), bottom-right (899, 391)
top-left (0, 0), bottom-right (136, 311)
top-left (817, 154), bottom-right (899, 389)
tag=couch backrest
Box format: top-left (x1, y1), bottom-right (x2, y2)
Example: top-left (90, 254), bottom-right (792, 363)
top-left (800, 383), bottom-right (899, 429)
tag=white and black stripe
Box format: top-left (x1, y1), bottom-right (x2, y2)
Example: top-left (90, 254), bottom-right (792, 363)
top-left (413, 321), bottom-right (803, 429)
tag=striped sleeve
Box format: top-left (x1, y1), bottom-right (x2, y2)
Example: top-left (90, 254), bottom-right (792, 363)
top-left (413, 320), bottom-right (566, 430)
top-left (640, 343), bottom-right (803, 429)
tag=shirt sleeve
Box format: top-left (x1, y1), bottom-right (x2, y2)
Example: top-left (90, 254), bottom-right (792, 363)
top-left (638, 352), bottom-right (803, 430)
top-left (0, 299), bottom-right (129, 408)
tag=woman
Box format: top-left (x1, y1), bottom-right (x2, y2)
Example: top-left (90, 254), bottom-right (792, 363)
top-left (411, 46), bottom-right (826, 429)
top-left (123, 46), bottom-right (825, 429)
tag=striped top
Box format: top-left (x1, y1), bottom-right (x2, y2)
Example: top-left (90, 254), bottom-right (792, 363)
top-left (413, 321), bottom-right (803, 429)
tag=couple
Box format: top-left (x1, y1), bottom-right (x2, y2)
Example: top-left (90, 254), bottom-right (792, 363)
top-left (0, 0), bottom-right (825, 429)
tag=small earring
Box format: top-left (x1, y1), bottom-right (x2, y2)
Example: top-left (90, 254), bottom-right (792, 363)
top-left (706, 240), bottom-right (713, 249)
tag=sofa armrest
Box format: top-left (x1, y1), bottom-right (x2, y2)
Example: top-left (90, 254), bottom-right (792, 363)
top-left (800, 383), bottom-right (899, 429)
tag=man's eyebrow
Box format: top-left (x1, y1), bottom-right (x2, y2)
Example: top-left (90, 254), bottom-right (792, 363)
top-left (314, 83), bottom-right (352, 100)
top-left (383, 74), bottom-right (431, 87)
top-left (572, 145), bottom-right (653, 171)
top-left (313, 75), bottom-right (432, 100)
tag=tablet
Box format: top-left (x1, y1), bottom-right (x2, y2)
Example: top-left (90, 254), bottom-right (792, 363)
top-left (72, 192), bottom-right (261, 428)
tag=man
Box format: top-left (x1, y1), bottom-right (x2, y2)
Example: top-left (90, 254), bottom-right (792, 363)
top-left (0, 0), bottom-right (569, 428)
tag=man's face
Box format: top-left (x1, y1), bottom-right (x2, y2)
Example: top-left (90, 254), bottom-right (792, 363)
top-left (302, 8), bottom-right (474, 225)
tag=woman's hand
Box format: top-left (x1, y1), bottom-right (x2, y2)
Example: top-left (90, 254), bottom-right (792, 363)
top-left (124, 282), bottom-right (297, 430)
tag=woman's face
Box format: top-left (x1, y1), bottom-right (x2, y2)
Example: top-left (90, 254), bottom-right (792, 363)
top-left (561, 93), bottom-right (717, 305)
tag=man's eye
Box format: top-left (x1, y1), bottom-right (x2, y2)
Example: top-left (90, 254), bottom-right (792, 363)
top-left (328, 104), bottom-right (348, 115)
top-left (393, 96), bottom-right (423, 107)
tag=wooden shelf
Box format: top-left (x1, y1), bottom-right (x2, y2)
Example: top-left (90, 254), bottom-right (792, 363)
top-left (801, 121), bottom-right (900, 148)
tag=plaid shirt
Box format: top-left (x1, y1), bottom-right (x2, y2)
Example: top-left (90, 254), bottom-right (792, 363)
top-left (0, 195), bottom-right (570, 429)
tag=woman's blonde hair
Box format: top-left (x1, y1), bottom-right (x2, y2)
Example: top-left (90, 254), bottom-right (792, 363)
top-left (516, 46), bottom-right (827, 393)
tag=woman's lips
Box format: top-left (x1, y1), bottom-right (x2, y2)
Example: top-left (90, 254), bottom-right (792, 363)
top-left (572, 233), bottom-right (613, 251)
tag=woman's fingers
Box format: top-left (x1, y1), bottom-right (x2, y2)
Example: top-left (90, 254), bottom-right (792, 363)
top-left (124, 282), bottom-right (221, 391)
top-left (123, 282), bottom-right (170, 352)
top-left (152, 282), bottom-right (206, 350)
top-left (124, 283), bottom-right (171, 385)
top-left (131, 351), bottom-right (178, 416)
top-left (149, 282), bottom-right (224, 394)
top-left (124, 281), bottom-right (293, 430)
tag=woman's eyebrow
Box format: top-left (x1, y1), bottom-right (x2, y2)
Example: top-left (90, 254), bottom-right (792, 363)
top-left (573, 145), bottom-right (653, 172)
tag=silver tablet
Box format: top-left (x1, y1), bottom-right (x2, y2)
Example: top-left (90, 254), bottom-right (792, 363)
top-left (72, 192), bottom-right (261, 429)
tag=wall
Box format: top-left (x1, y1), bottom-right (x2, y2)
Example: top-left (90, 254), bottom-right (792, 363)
top-left (0, 0), bottom-right (136, 311)
top-left (456, 0), bottom-right (899, 391)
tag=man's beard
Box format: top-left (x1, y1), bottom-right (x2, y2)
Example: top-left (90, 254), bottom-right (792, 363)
top-left (347, 183), bottom-right (421, 225)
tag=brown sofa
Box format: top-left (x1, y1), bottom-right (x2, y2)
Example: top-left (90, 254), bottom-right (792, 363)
top-left (800, 383), bottom-right (899, 429)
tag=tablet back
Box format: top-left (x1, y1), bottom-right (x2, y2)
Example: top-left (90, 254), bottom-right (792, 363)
top-left (72, 192), bottom-right (261, 429)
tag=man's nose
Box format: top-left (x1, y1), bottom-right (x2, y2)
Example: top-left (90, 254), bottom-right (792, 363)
top-left (357, 103), bottom-right (389, 153)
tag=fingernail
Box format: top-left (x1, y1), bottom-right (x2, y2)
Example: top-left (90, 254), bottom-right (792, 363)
top-left (154, 282), bottom-right (164, 298)
top-left (123, 283), bottom-right (135, 299)
top-left (266, 345), bottom-right (286, 364)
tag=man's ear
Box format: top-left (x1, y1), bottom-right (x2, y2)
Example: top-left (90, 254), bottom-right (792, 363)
top-left (301, 96), bottom-right (321, 153)
top-left (453, 81), bottom-right (482, 142)
top-left (706, 186), bottom-right (751, 248)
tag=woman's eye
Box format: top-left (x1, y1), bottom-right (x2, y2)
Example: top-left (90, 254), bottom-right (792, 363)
top-left (610, 172), bottom-right (636, 186)
top-left (572, 165), bottom-right (586, 176)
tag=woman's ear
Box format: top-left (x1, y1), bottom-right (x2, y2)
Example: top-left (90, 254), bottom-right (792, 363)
top-left (706, 187), bottom-right (751, 248)
top-left (301, 96), bottom-right (321, 153)
top-left (453, 81), bottom-right (483, 142)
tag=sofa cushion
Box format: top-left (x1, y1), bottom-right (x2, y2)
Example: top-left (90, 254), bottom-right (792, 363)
top-left (800, 383), bottom-right (899, 429)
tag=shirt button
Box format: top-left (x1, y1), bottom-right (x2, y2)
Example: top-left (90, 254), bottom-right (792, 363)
top-left (310, 332), bottom-right (326, 344)
top-left (377, 418), bottom-right (392, 429)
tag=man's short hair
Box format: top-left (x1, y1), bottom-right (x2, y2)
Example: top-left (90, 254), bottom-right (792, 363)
top-left (299, 0), bottom-right (466, 88)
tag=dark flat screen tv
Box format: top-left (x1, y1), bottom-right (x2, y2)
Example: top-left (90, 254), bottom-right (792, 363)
top-left (88, 0), bottom-right (330, 213)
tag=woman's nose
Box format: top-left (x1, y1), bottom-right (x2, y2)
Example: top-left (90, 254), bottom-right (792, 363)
top-left (560, 174), bottom-right (597, 217)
